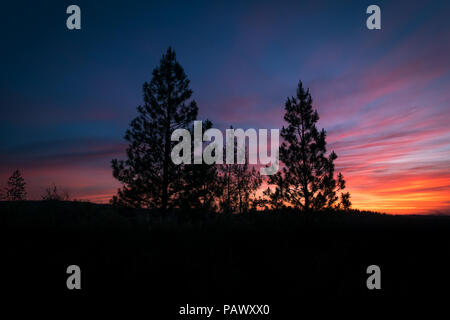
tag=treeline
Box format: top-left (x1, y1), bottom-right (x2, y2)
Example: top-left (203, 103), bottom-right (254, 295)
top-left (0, 170), bottom-right (69, 202)
top-left (111, 48), bottom-right (351, 214)
top-left (1, 48), bottom-right (352, 214)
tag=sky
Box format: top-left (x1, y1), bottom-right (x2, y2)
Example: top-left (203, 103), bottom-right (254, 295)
top-left (1, 0), bottom-right (449, 214)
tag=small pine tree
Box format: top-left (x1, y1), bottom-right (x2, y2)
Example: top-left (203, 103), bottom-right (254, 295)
top-left (268, 81), bottom-right (350, 211)
top-left (219, 159), bottom-right (238, 214)
top-left (6, 169), bottom-right (27, 201)
top-left (231, 162), bottom-right (262, 214)
top-left (178, 120), bottom-right (220, 211)
top-left (112, 47), bottom-right (198, 209)
top-left (339, 192), bottom-right (352, 210)
top-left (218, 132), bottom-right (262, 214)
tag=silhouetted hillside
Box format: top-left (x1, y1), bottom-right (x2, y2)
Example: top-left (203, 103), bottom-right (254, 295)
top-left (1, 201), bottom-right (449, 313)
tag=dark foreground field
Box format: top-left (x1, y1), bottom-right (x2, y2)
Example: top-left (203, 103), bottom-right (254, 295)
top-left (1, 201), bottom-right (449, 314)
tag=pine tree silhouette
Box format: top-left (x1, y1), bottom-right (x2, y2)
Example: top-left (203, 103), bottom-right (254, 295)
top-left (219, 128), bottom-right (262, 214)
top-left (268, 81), bottom-right (350, 211)
top-left (112, 47), bottom-right (198, 209)
top-left (5, 169), bottom-right (27, 201)
top-left (178, 120), bottom-right (220, 211)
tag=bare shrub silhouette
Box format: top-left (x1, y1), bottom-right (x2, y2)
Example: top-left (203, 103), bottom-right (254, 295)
top-left (41, 183), bottom-right (70, 201)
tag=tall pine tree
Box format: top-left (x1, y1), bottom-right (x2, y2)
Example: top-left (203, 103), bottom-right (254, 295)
top-left (112, 47), bottom-right (198, 209)
top-left (268, 81), bottom-right (350, 211)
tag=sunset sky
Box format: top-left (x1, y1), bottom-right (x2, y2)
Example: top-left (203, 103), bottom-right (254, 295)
top-left (1, 0), bottom-right (449, 214)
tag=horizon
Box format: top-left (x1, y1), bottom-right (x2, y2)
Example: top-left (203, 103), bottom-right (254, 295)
top-left (1, 0), bottom-right (449, 214)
